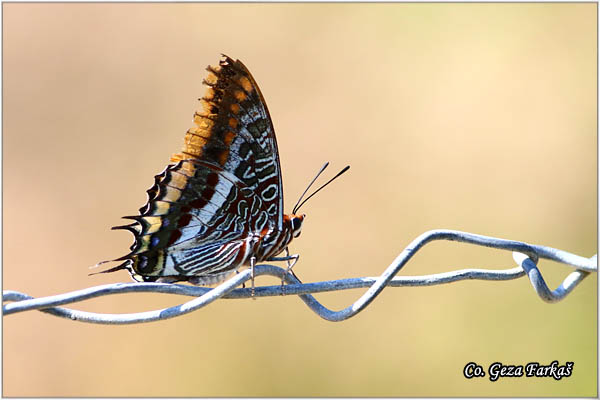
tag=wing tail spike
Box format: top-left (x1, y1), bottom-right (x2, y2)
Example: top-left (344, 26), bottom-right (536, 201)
top-left (88, 260), bottom-right (129, 276)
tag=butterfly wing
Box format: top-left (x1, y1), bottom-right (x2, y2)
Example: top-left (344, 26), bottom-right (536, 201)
top-left (111, 56), bottom-right (284, 282)
top-left (173, 55), bottom-right (284, 230)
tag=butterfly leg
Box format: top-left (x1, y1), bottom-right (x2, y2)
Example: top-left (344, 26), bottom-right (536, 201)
top-left (250, 256), bottom-right (256, 299)
top-left (238, 270), bottom-right (246, 289)
top-left (281, 247), bottom-right (300, 295)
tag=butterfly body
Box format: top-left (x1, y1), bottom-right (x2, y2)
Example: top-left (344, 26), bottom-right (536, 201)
top-left (107, 55), bottom-right (304, 284)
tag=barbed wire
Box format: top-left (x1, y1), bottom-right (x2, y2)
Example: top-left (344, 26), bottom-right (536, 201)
top-left (3, 229), bottom-right (596, 324)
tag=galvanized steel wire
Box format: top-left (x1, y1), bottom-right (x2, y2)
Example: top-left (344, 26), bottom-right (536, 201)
top-left (3, 229), bottom-right (596, 324)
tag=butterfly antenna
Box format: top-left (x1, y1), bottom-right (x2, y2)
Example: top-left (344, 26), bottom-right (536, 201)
top-left (293, 165), bottom-right (350, 214)
top-left (292, 162), bottom-right (330, 214)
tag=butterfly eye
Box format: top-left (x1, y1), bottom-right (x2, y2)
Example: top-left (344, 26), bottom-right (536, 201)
top-left (291, 215), bottom-right (304, 238)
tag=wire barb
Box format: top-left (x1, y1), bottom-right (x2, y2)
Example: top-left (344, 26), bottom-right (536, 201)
top-left (2, 229), bottom-right (596, 325)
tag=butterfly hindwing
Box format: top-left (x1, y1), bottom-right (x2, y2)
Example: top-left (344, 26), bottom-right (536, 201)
top-left (116, 159), bottom-right (274, 280)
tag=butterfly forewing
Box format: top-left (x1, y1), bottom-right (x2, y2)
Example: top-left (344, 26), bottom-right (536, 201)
top-left (174, 57), bottom-right (284, 228)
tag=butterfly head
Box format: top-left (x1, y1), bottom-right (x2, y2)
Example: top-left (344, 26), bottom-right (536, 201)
top-left (283, 213), bottom-right (305, 240)
top-left (290, 214), bottom-right (305, 238)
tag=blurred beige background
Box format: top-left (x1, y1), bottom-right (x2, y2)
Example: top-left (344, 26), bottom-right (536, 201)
top-left (3, 3), bottom-right (597, 397)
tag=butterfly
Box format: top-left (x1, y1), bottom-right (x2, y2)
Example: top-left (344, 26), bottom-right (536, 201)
top-left (97, 55), bottom-right (348, 286)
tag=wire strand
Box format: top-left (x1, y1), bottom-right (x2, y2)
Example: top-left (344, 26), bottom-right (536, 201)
top-left (3, 229), bottom-right (596, 324)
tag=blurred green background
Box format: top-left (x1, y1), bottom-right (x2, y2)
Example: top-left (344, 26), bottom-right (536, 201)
top-left (3, 3), bottom-right (597, 397)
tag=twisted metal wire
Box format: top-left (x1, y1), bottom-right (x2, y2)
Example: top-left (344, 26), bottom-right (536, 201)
top-left (3, 229), bottom-right (596, 324)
